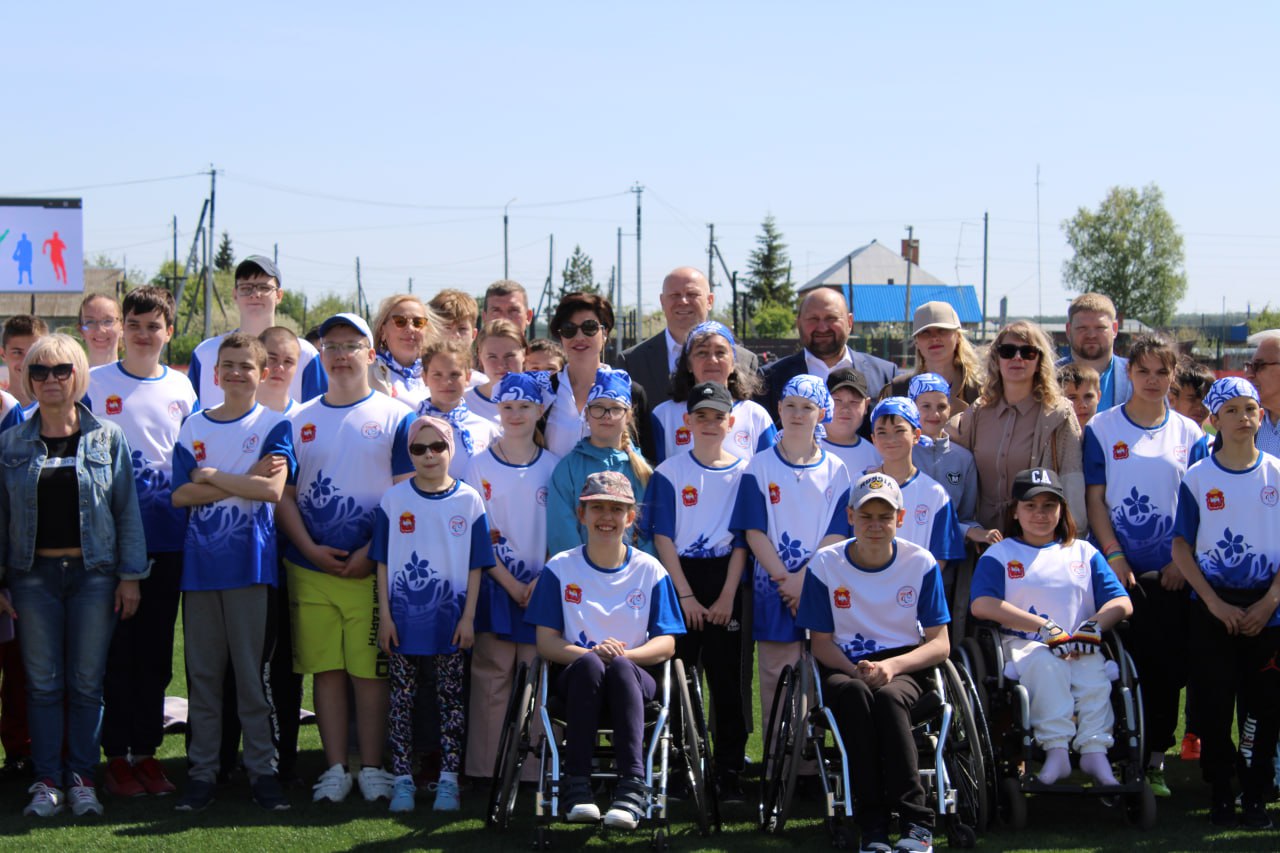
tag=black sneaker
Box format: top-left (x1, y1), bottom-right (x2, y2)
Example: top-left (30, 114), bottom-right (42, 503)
top-left (1241, 799), bottom-right (1273, 830)
top-left (603, 777), bottom-right (648, 830)
top-left (1210, 797), bottom-right (1238, 828)
top-left (717, 769), bottom-right (745, 804)
top-left (174, 778), bottom-right (216, 812)
top-left (563, 775), bottom-right (600, 823)
top-left (251, 774), bottom-right (291, 811)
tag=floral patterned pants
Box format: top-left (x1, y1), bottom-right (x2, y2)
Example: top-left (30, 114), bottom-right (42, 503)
top-left (389, 650), bottom-right (465, 776)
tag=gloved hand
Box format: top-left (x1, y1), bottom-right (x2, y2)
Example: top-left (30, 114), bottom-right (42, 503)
top-left (1070, 619), bottom-right (1103, 655)
top-left (1038, 618), bottom-right (1072, 657)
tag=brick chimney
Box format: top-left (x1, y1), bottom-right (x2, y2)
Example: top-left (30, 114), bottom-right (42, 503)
top-left (901, 239), bottom-right (920, 267)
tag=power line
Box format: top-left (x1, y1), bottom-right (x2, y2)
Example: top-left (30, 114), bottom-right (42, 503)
top-left (8, 172), bottom-right (207, 195)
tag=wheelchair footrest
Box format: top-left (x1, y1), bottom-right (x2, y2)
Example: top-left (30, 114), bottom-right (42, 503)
top-left (1020, 779), bottom-right (1146, 796)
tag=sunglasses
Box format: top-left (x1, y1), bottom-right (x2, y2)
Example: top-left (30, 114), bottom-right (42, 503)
top-left (389, 315), bottom-right (429, 330)
top-left (558, 319), bottom-right (602, 339)
top-left (409, 440), bottom-right (450, 456)
top-left (996, 343), bottom-right (1040, 361)
top-left (28, 363), bottom-right (74, 382)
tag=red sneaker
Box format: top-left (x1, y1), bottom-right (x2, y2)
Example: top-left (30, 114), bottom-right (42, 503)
top-left (132, 757), bottom-right (177, 796)
top-left (1181, 733), bottom-right (1201, 761)
top-left (104, 758), bottom-right (146, 798)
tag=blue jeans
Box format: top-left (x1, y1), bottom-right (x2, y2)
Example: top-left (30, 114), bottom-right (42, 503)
top-left (9, 556), bottom-right (118, 785)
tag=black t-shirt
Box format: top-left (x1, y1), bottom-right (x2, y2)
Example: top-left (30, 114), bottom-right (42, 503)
top-left (36, 431), bottom-right (82, 550)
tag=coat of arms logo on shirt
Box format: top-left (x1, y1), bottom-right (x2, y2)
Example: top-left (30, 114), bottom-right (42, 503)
top-left (193, 440), bottom-right (206, 463)
top-left (1112, 441), bottom-right (1129, 461)
top-left (1006, 559), bottom-right (1025, 579)
top-left (1206, 488), bottom-right (1226, 511)
top-left (399, 512), bottom-right (415, 533)
top-left (833, 587), bottom-right (851, 609)
top-left (301, 423), bottom-right (316, 443)
top-left (481, 479), bottom-right (492, 500)
top-left (565, 583), bottom-right (582, 604)
top-left (105, 395), bottom-right (123, 415)
top-left (675, 426), bottom-right (691, 446)
top-left (682, 485), bottom-right (698, 507)
top-left (769, 482), bottom-right (781, 504)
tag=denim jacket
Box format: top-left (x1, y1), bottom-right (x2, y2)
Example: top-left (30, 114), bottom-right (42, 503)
top-left (0, 402), bottom-right (150, 581)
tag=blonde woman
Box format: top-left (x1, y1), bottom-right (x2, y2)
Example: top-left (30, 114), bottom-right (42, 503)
top-left (882, 301), bottom-right (982, 412)
top-left (368, 294), bottom-right (440, 406)
top-left (946, 321), bottom-right (1085, 535)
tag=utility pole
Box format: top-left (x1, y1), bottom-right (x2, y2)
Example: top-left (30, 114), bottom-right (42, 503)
top-left (904, 224), bottom-right (914, 357)
top-left (204, 165), bottom-right (216, 338)
top-left (707, 224), bottom-right (715, 291)
top-left (631, 183), bottom-right (643, 339)
top-left (171, 216), bottom-right (179, 291)
top-left (355, 257), bottom-right (363, 317)
top-left (408, 277), bottom-right (413, 294)
top-left (1035, 165), bottom-right (1043, 324)
top-left (981, 212), bottom-right (989, 341)
top-left (503, 197), bottom-right (516, 279)
top-left (616, 227), bottom-right (624, 346)
top-left (273, 243), bottom-right (278, 265)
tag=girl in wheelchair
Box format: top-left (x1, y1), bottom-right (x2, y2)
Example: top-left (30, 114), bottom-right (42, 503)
top-left (524, 471), bottom-right (686, 831)
top-left (970, 467), bottom-right (1132, 788)
top-left (796, 472), bottom-right (952, 853)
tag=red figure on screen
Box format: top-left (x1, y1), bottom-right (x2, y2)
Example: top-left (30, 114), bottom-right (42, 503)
top-left (43, 231), bottom-right (67, 284)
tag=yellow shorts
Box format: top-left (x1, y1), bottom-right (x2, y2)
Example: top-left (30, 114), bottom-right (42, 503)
top-left (285, 560), bottom-right (389, 679)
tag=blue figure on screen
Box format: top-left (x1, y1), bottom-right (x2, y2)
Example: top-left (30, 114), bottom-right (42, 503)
top-left (43, 231), bottom-right (68, 284)
top-left (12, 233), bottom-right (33, 285)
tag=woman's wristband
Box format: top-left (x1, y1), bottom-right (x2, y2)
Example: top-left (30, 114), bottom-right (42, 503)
top-left (1101, 541), bottom-right (1123, 557)
top-left (1106, 552), bottom-right (1127, 564)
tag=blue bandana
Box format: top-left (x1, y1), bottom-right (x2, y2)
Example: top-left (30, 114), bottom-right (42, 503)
top-left (780, 374), bottom-right (834, 428)
top-left (683, 320), bottom-right (736, 353)
top-left (419, 398), bottom-right (475, 456)
top-left (871, 396), bottom-right (922, 430)
top-left (376, 348), bottom-right (422, 381)
top-left (908, 373), bottom-right (951, 401)
top-left (1205, 376), bottom-right (1259, 415)
top-left (587, 367), bottom-right (633, 407)
top-left (496, 371), bottom-right (553, 407)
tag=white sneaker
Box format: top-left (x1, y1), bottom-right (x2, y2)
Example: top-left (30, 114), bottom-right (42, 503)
top-left (312, 764), bottom-right (353, 803)
top-left (357, 766), bottom-right (396, 802)
top-left (23, 780), bottom-right (64, 817)
top-left (68, 775), bottom-right (104, 817)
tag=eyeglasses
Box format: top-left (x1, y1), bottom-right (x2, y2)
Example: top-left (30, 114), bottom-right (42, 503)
top-left (1245, 360), bottom-right (1280, 374)
top-left (236, 283), bottom-right (279, 296)
top-left (28, 363), bottom-right (74, 383)
top-left (587, 403), bottom-right (627, 420)
top-left (389, 315), bottom-right (429, 330)
top-left (409, 440), bottom-right (450, 456)
top-left (558, 319), bottom-right (603, 339)
top-left (320, 341), bottom-right (368, 354)
top-left (80, 319), bottom-right (118, 332)
top-left (996, 343), bottom-right (1040, 361)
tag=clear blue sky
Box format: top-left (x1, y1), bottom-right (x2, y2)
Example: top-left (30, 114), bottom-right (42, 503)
top-left (8, 2), bottom-right (1278, 322)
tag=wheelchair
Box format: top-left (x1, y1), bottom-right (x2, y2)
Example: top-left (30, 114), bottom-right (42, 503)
top-left (954, 624), bottom-right (1157, 830)
top-left (486, 656), bottom-right (720, 849)
top-left (758, 644), bottom-right (991, 849)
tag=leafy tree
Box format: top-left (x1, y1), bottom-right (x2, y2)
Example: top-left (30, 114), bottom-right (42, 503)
top-left (560, 245), bottom-right (599, 297)
top-left (1061, 184), bottom-right (1186, 325)
top-left (1249, 304), bottom-right (1280, 335)
top-left (753, 301), bottom-right (796, 337)
top-left (214, 231), bottom-right (235, 272)
top-left (744, 215), bottom-right (794, 308)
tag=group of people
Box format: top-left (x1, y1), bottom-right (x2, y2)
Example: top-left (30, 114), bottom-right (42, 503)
top-left (0, 257), bottom-right (1275, 848)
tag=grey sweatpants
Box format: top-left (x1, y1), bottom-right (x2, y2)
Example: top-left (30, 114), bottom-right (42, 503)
top-left (183, 585), bottom-right (278, 783)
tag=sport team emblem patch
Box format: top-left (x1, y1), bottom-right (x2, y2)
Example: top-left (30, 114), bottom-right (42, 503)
top-left (193, 440), bottom-right (206, 462)
top-left (168, 401), bottom-right (184, 420)
top-left (565, 583), bottom-right (582, 604)
top-left (833, 587), bottom-right (851, 609)
top-left (1112, 440), bottom-right (1129, 461)
top-left (399, 512), bottom-right (415, 533)
top-left (734, 431), bottom-right (750, 448)
top-left (896, 586), bottom-right (917, 608)
top-left (481, 479), bottom-right (492, 500)
top-left (769, 482), bottom-right (781, 504)
top-left (449, 516), bottom-right (466, 536)
top-left (105, 395), bottom-right (123, 415)
top-left (947, 472), bottom-right (961, 485)
top-left (242, 434), bottom-right (260, 454)
top-left (1175, 445), bottom-right (1188, 463)
top-left (914, 504), bottom-right (928, 525)
top-left (361, 421), bottom-right (382, 439)
top-left (626, 588), bottom-right (647, 610)
top-left (681, 485), bottom-right (698, 507)
top-left (536, 486), bottom-right (548, 506)
top-left (1070, 560), bottom-right (1087, 578)
top-left (1263, 486), bottom-right (1279, 507)
top-left (674, 426), bottom-right (691, 446)
top-left (301, 423), bottom-right (316, 443)
top-left (1006, 560), bottom-right (1025, 579)
top-left (1206, 488), bottom-right (1225, 511)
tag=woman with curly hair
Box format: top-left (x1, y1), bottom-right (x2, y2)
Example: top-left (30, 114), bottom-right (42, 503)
top-left (946, 320), bottom-right (1086, 536)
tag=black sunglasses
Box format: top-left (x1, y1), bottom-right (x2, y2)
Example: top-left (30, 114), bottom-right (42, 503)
top-left (409, 440), bottom-right (450, 456)
top-left (996, 343), bottom-right (1039, 361)
top-left (28, 363), bottom-right (74, 382)
top-left (558, 319), bottom-right (602, 339)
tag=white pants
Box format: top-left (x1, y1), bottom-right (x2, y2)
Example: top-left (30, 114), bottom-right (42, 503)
top-left (1006, 639), bottom-right (1113, 754)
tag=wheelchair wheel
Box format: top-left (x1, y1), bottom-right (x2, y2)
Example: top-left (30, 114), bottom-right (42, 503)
top-left (487, 661), bottom-right (534, 829)
top-left (999, 776), bottom-right (1027, 829)
top-left (759, 663), bottom-right (805, 833)
top-left (675, 660), bottom-right (720, 835)
top-left (947, 655), bottom-right (996, 832)
top-left (940, 659), bottom-right (990, 837)
top-left (1124, 780), bottom-right (1157, 829)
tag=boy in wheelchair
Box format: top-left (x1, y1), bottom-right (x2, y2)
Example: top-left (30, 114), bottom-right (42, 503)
top-left (796, 472), bottom-right (952, 853)
top-left (524, 471), bottom-right (686, 830)
top-left (970, 467), bottom-right (1133, 787)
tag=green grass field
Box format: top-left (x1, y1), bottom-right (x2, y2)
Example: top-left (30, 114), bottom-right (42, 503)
top-left (0, 626), bottom-right (1277, 852)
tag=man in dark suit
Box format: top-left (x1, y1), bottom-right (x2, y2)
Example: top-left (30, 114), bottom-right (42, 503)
top-left (758, 286), bottom-right (900, 422)
top-left (618, 266), bottom-right (759, 400)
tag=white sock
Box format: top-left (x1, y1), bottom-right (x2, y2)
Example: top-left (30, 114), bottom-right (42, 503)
top-left (1080, 752), bottom-right (1119, 786)
top-left (1037, 747), bottom-right (1071, 784)
top-left (439, 771), bottom-right (458, 785)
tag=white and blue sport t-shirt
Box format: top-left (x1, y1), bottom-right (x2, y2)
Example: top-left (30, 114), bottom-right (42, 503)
top-left (416, 399), bottom-right (502, 480)
top-left (645, 452), bottom-right (746, 558)
top-left (287, 391), bottom-right (415, 571)
top-left (525, 545), bottom-right (686, 651)
top-left (895, 469), bottom-right (966, 563)
top-left (369, 478), bottom-right (494, 656)
top-left (1175, 453), bottom-right (1280, 626)
top-left (820, 435), bottom-right (883, 479)
top-left (796, 537), bottom-right (949, 664)
top-left (730, 445), bottom-right (852, 642)
top-left (463, 385), bottom-right (502, 426)
top-left (649, 398), bottom-right (777, 464)
top-left (971, 537), bottom-right (1128, 641)
top-left (172, 404), bottom-right (295, 592)
top-left (189, 332), bottom-right (326, 408)
top-left (463, 446), bottom-right (560, 643)
top-left (0, 398), bottom-right (34, 433)
top-left (1083, 406), bottom-right (1205, 575)
top-left (86, 362), bottom-right (198, 553)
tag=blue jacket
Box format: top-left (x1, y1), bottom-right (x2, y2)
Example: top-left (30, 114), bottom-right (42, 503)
top-left (0, 402), bottom-right (149, 581)
top-left (547, 438), bottom-right (652, 558)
